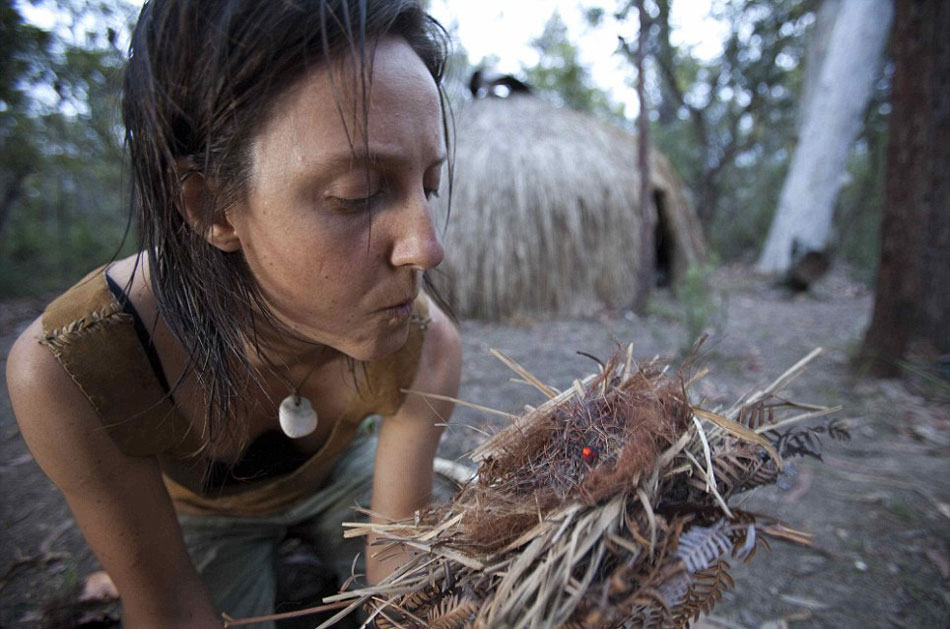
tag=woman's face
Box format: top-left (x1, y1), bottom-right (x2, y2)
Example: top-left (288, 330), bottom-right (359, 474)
top-left (227, 37), bottom-right (445, 362)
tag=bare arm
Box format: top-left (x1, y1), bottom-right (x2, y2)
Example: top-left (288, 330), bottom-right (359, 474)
top-left (366, 300), bottom-right (461, 584)
top-left (6, 318), bottom-right (221, 628)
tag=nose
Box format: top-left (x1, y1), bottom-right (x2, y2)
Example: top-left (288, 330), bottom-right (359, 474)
top-left (389, 193), bottom-right (445, 271)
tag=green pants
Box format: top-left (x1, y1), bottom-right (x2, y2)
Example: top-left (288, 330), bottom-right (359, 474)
top-left (179, 435), bottom-right (456, 628)
top-left (178, 437), bottom-right (466, 629)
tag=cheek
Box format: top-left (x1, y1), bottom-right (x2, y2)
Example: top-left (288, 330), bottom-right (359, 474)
top-left (234, 195), bottom-right (389, 292)
top-left (249, 219), bottom-right (380, 304)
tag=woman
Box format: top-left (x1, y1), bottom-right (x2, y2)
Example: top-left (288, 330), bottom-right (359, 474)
top-left (5, 0), bottom-right (461, 626)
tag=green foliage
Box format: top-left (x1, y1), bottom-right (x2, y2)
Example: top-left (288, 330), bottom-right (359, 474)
top-left (506, 0), bottom-right (874, 268)
top-left (0, 0), bottom-right (136, 297)
top-left (707, 145), bottom-right (792, 261)
top-left (0, 0), bottom-right (893, 296)
top-left (0, 0), bottom-right (53, 107)
top-left (646, 261), bottom-right (727, 356)
top-left (884, 499), bottom-right (914, 523)
top-left (522, 12), bottom-right (626, 123)
top-left (442, 38), bottom-right (473, 107)
top-left (896, 360), bottom-right (950, 402)
top-left (637, 0), bottom-right (891, 271)
top-left (836, 147), bottom-right (884, 284)
top-left (674, 260), bottom-right (726, 355)
top-left (835, 81), bottom-right (890, 284)
top-left (646, 0), bottom-right (815, 227)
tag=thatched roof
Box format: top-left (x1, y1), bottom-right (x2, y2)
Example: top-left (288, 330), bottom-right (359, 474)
top-left (430, 95), bottom-right (706, 320)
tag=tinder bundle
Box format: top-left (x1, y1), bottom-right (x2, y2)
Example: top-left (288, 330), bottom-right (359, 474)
top-left (334, 346), bottom-right (845, 629)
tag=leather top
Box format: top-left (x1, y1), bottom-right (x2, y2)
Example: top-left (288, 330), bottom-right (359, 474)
top-left (39, 265), bottom-right (429, 516)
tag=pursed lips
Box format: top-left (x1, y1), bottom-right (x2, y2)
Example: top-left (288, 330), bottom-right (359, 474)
top-left (377, 294), bottom-right (416, 315)
top-left (376, 274), bottom-right (420, 314)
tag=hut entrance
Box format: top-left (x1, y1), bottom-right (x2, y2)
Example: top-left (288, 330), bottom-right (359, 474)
top-left (654, 189), bottom-right (673, 287)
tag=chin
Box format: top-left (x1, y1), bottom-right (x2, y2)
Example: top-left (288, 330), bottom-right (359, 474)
top-left (345, 322), bottom-right (412, 363)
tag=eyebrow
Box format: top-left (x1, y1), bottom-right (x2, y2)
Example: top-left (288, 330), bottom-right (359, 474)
top-left (318, 149), bottom-right (446, 173)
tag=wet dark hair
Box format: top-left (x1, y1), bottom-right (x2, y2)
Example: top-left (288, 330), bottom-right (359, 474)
top-left (122, 0), bottom-right (451, 448)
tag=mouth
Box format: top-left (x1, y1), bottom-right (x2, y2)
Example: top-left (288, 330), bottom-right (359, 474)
top-left (379, 296), bottom-right (415, 318)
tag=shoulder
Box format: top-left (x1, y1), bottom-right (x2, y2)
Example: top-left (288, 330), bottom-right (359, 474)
top-left (7, 263), bottom-right (120, 440)
top-left (27, 266), bottom-right (131, 420)
top-left (386, 296), bottom-right (461, 423)
top-left (7, 322), bottom-right (215, 625)
top-left (8, 314), bottom-right (173, 496)
top-left (413, 296), bottom-right (461, 393)
top-left (10, 263), bottom-right (184, 459)
top-left (361, 294), bottom-right (461, 417)
top-left (7, 316), bottom-right (72, 403)
top-left (7, 314), bottom-right (97, 420)
top-left (6, 316), bottom-right (108, 489)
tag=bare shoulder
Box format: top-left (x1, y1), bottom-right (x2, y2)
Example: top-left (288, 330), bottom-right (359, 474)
top-left (7, 314), bottom-right (86, 405)
top-left (383, 297), bottom-right (461, 426)
top-left (6, 315), bottom-right (66, 411)
top-left (7, 315), bottom-right (132, 491)
top-left (7, 313), bottom-right (220, 625)
top-left (415, 296), bottom-right (461, 392)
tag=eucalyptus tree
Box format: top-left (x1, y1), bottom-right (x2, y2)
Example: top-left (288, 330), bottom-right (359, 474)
top-left (756, 0), bottom-right (893, 281)
top-left (859, 0), bottom-right (949, 376)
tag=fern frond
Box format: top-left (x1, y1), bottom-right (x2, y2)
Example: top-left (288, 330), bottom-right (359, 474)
top-left (774, 428), bottom-right (824, 459)
top-left (674, 521), bottom-right (733, 573)
top-left (724, 510), bottom-right (775, 562)
top-left (712, 448), bottom-right (779, 495)
top-left (370, 586), bottom-right (439, 629)
top-left (767, 418), bottom-right (850, 462)
top-left (736, 402), bottom-right (772, 430)
top-left (824, 418), bottom-right (851, 441)
top-left (656, 570), bottom-right (692, 609)
top-left (335, 347), bottom-right (834, 629)
top-left (672, 559), bottom-right (734, 627)
top-left (426, 593), bottom-right (478, 629)
top-left (728, 522), bottom-right (757, 561)
top-left (629, 589), bottom-right (673, 628)
top-left (401, 587), bottom-right (437, 611)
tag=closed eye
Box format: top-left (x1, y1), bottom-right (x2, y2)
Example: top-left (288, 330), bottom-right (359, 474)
top-left (425, 188), bottom-right (440, 200)
top-left (325, 190), bottom-right (384, 212)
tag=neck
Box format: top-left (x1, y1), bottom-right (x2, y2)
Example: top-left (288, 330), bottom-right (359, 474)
top-left (245, 314), bottom-right (337, 377)
top-left (134, 250), bottom-right (340, 384)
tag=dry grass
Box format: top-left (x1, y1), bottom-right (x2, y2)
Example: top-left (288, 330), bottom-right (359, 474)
top-left (430, 95), bottom-right (706, 320)
top-left (290, 343), bottom-right (844, 629)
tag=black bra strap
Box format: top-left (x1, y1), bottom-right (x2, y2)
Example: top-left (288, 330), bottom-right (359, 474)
top-left (105, 274), bottom-right (172, 396)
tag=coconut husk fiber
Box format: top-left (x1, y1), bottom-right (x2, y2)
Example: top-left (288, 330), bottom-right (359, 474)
top-left (238, 343), bottom-right (844, 629)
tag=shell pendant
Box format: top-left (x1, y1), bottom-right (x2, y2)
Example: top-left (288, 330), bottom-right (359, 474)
top-left (278, 395), bottom-right (318, 439)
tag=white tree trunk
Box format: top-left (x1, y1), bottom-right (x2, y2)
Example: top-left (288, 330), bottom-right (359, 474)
top-left (756, 0), bottom-right (893, 275)
top-left (798, 0), bottom-right (843, 126)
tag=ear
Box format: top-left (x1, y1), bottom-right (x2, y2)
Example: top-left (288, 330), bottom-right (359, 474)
top-left (178, 162), bottom-right (242, 253)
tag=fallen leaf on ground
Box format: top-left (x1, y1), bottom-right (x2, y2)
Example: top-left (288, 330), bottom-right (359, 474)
top-left (778, 594), bottom-right (829, 610)
top-left (1, 453), bottom-right (34, 469)
top-left (39, 520), bottom-right (73, 554)
top-left (924, 547), bottom-right (949, 579)
top-left (759, 608), bottom-right (812, 628)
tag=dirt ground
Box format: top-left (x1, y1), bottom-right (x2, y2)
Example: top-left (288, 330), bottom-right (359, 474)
top-left (1, 265), bottom-right (948, 628)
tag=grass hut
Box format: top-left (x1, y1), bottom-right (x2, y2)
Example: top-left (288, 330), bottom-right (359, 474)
top-left (430, 95), bottom-right (706, 320)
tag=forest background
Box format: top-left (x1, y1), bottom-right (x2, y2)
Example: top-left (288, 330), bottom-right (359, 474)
top-left (0, 0), bottom-right (888, 296)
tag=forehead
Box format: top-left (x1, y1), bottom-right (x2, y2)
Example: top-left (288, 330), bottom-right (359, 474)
top-left (249, 37), bottom-right (442, 181)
